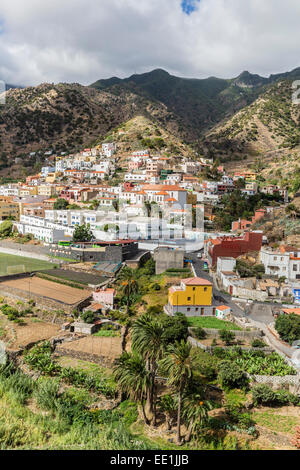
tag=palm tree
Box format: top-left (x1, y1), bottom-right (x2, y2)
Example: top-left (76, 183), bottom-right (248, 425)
top-left (132, 314), bottom-right (165, 425)
top-left (119, 268), bottom-right (139, 353)
top-left (120, 268), bottom-right (139, 316)
top-left (182, 393), bottom-right (211, 443)
top-left (158, 394), bottom-right (177, 431)
top-left (113, 352), bottom-right (151, 425)
top-left (160, 340), bottom-right (193, 445)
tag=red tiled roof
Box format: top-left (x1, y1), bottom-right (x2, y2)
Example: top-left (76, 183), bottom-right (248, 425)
top-left (182, 277), bottom-right (212, 286)
top-left (281, 308), bottom-right (300, 316)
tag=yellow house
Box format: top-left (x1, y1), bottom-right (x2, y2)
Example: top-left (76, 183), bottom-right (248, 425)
top-left (166, 277), bottom-right (216, 316)
top-left (0, 197), bottom-right (20, 220)
top-left (37, 185), bottom-right (56, 197)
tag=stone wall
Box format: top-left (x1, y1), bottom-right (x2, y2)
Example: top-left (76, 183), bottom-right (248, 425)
top-left (54, 348), bottom-right (116, 368)
top-left (188, 327), bottom-right (263, 340)
top-left (232, 286), bottom-right (268, 302)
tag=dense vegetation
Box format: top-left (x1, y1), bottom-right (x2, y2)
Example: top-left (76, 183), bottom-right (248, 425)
top-left (213, 190), bottom-right (283, 231)
top-left (275, 314), bottom-right (300, 345)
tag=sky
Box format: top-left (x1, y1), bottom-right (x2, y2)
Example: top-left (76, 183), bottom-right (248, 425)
top-left (0, 0), bottom-right (300, 86)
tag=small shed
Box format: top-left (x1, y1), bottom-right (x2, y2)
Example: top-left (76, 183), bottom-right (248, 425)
top-left (70, 322), bottom-right (97, 335)
top-left (215, 305), bottom-right (231, 319)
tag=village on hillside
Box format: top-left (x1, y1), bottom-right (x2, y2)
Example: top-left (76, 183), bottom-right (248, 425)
top-left (0, 140), bottom-right (300, 450)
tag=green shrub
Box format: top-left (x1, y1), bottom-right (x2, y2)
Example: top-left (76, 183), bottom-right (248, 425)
top-left (81, 311), bottom-right (95, 324)
top-left (194, 327), bottom-right (207, 340)
top-left (275, 314), bottom-right (300, 345)
top-left (251, 339), bottom-right (266, 348)
top-left (252, 384), bottom-right (300, 406)
top-left (252, 384), bottom-right (276, 406)
top-left (218, 361), bottom-right (249, 390)
top-left (219, 330), bottom-right (235, 345)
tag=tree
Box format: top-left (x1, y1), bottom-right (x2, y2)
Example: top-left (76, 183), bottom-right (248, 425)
top-left (81, 311), bottom-right (94, 324)
top-left (53, 198), bottom-right (69, 210)
top-left (158, 394), bottom-right (177, 431)
top-left (182, 392), bottom-right (211, 442)
top-left (119, 268), bottom-right (139, 353)
top-left (113, 352), bottom-right (151, 425)
top-left (275, 314), bottom-right (300, 345)
top-left (218, 361), bottom-right (249, 390)
top-left (132, 314), bottom-right (165, 425)
top-left (160, 340), bottom-right (193, 445)
top-left (160, 313), bottom-right (189, 345)
top-left (120, 268), bottom-right (139, 316)
top-left (219, 330), bottom-right (235, 346)
top-left (72, 224), bottom-right (93, 242)
top-left (0, 220), bottom-right (13, 238)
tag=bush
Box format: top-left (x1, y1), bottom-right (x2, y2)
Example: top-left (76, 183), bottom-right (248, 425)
top-left (194, 327), bottom-right (207, 340)
top-left (275, 314), bottom-right (300, 345)
top-left (252, 384), bottom-right (277, 406)
top-left (252, 384), bottom-right (300, 407)
top-left (81, 311), bottom-right (95, 324)
top-left (218, 361), bottom-right (249, 390)
top-left (0, 304), bottom-right (21, 321)
top-left (219, 330), bottom-right (235, 346)
top-left (251, 339), bottom-right (266, 348)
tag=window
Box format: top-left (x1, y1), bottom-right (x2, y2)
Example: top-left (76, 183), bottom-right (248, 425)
top-left (293, 265), bottom-right (298, 272)
top-left (187, 297), bottom-right (191, 301)
top-left (187, 308), bottom-right (190, 312)
top-left (193, 287), bottom-right (196, 291)
top-left (204, 287), bottom-right (207, 292)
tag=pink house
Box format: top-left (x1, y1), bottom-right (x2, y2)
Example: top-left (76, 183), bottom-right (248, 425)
top-left (128, 158), bottom-right (143, 171)
top-left (93, 288), bottom-right (115, 309)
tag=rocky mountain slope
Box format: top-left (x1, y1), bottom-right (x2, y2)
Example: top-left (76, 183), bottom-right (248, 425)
top-left (1, 67), bottom-right (300, 174)
top-left (0, 81), bottom-right (182, 169)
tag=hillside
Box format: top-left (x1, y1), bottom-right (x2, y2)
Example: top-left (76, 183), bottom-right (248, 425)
top-left (201, 79), bottom-right (300, 172)
top-left (97, 115), bottom-right (196, 161)
top-left (0, 81), bottom-right (184, 174)
top-left (2, 67), bottom-right (300, 174)
top-left (91, 69), bottom-right (262, 142)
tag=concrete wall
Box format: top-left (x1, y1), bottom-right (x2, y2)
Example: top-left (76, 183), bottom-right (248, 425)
top-left (165, 304), bottom-right (216, 317)
top-left (154, 247), bottom-right (184, 275)
top-left (232, 285), bottom-right (268, 302)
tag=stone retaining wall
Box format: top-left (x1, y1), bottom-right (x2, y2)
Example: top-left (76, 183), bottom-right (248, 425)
top-left (54, 348), bottom-right (116, 368)
top-left (188, 327), bottom-right (263, 340)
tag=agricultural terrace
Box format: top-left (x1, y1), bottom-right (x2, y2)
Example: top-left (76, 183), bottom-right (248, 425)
top-left (1, 277), bottom-right (91, 305)
top-left (0, 253), bottom-right (57, 276)
top-left (39, 269), bottom-right (108, 287)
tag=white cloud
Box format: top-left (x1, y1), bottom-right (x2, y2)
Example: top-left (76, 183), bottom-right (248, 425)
top-left (0, 0), bottom-right (299, 86)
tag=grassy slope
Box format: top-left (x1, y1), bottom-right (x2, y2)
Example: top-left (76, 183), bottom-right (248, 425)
top-left (188, 317), bottom-right (242, 330)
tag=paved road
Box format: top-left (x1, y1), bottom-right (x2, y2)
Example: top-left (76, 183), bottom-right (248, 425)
top-left (188, 253), bottom-right (245, 318)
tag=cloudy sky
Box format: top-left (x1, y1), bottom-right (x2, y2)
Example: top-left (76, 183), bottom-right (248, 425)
top-left (0, 0), bottom-right (300, 86)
